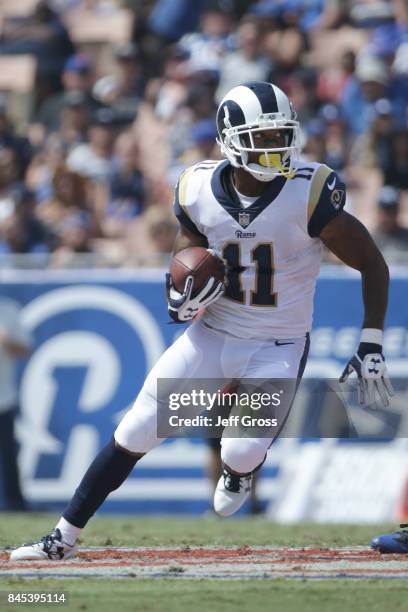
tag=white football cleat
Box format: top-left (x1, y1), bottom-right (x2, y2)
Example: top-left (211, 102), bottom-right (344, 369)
top-left (214, 469), bottom-right (252, 517)
top-left (10, 528), bottom-right (76, 561)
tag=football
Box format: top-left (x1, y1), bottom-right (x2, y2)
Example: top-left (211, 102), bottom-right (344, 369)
top-left (170, 247), bottom-right (226, 294)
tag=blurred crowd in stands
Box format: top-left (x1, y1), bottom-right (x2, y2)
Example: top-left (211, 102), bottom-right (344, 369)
top-left (0, 0), bottom-right (407, 266)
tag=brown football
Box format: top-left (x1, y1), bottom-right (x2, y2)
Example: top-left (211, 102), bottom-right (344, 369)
top-left (170, 247), bottom-right (225, 295)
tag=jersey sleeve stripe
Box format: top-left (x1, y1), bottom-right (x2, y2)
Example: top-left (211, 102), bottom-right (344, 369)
top-left (173, 168), bottom-right (206, 238)
top-left (307, 169), bottom-right (346, 237)
top-left (178, 167), bottom-right (193, 209)
top-left (307, 165), bottom-right (332, 221)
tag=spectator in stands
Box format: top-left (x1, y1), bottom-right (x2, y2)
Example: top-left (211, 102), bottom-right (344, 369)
top-left (67, 108), bottom-right (117, 181)
top-left (36, 54), bottom-right (96, 132)
top-left (318, 104), bottom-right (348, 172)
top-left (62, 0), bottom-right (122, 15)
top-left (179, 5), bottom-right (236, 73)
top-left (302, 119), bottom-right (327, 164)
top-left (124, 203), bottom-right (177, 265)
top-left (49, 91), bottom-right (90, 153)
top-left (148, 0), bottom-right (206, 43)
top-left (148, 44), bottom-right (192, 121)
top-left (167, 74), bottom-right (218, 166)
top-left (0, 185), bottom-right (54, 255)
top-left (366, 21), bottom-right (406, 69)
top-left (96, 131), bottom-right (146, 239)
top-left (144, 204), bottom-right (177, 256)
top-left (0, 296), bottom-right (31, 511)
top-left (262, 2), bottom-right (308, 79)
top-left (216, 19), bottom-right (271, 102)
top-left (317, 50), bottom-right (356, 104)
top-left (187, 71), bottom-right (219, 122)
top-left (350, 97), bottom-right (395, 169)
top-left (0, 96), bottom-right (33, 177)
top-left (0, 0), bottom-right (74, 96)
top-left (253, 0), bottom-right (326, 33)
top-left (169, 119), bottom-right (219, 184)
top-left (341, 55), bottom-right (406, 136)
top-left (283, 68), bottom-right (319, 125)
top-left (382, 130), bottom-right (408, 190)
top-left (51, 212), bottom-right (93, 267)
top-left (0, 148), bottom-right (21, 202)
top-left (372, 186), bottom-right (408, 263)
top-left (295, 0), bottom-right (326, 32)
top-left (25, 134), bottom-right (67, 205)
top-left (36, 165), bottom-right (91, 237)
top-left (93, 43), bottom-right (143, 122)
top-left (187, 118), bottom-right (219, 163)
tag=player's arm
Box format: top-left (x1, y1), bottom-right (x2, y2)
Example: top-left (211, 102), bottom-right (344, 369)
top-left (319, 211), bottom-right (393, 407)
top-left (166, 173), bottom-right (223, 323)
top-left (319, 211), bottom-right (389, 330)
top-left (167, 225), bottom-right (223, 323)
top-left (307, 166), bottom-right (392, 407)
top-left (172, 223), bottom-right (208, 255)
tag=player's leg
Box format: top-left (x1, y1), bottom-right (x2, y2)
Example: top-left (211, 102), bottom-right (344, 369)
top-left (214, 335), bottom-right (310, 516)
top-left (0, 407), bottom-right (27, 511)
top-left (206, 436), bottom-right (262, 514)
top-left (207, 437), bottom-right (222, 494)
top-left (10, 321), bottom-right (227, 560)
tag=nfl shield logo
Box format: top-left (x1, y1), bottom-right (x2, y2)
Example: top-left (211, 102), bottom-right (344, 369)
top-left (238, 212), bottom-right (251, 228)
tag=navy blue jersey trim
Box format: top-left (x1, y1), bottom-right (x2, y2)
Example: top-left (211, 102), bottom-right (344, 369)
top-left (297, 333), bottom-right (310, 381)
top-left (210, 161), bottom-right (287, 228)
top-left (194, 162), bottom-right (218, 172)
top-left (293, 174), bottom-right (313, 181)
top-left (308, 172), bottom-right (346, 237)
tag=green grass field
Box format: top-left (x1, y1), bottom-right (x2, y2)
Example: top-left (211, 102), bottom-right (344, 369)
top-left (1, 515), bottom-right (407, 612)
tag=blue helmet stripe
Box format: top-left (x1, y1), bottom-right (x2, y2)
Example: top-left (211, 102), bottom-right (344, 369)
top-left (242, 82), bottom-right (279, 114)
top-left (216, 100), bottom-right (246, 136)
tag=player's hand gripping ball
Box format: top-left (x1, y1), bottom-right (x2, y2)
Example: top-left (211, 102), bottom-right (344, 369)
top-left (166, 247), bottom-right (225, 323)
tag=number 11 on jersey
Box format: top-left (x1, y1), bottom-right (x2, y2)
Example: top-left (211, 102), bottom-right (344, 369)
top-left (222, 242), bottom-right (277, 307)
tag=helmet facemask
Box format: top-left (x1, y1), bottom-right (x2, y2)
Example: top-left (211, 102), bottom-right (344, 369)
top-left (218, 112), bottom-right (303, 182)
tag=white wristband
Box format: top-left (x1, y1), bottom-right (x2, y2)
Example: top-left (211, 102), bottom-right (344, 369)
top-left (361, 328), bottom-right (383, 345)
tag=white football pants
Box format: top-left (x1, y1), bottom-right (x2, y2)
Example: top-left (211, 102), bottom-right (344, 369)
top-left (115, 320), bottom-right (309, 474)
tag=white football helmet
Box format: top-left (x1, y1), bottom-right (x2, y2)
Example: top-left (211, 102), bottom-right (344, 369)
top-left (216, 81), bottom-right (303, 181)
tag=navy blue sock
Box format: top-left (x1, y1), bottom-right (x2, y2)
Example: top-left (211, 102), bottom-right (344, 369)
top-left (63, 438), bottom-right (139, 528)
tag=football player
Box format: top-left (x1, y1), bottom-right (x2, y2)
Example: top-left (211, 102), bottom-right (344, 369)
top-left (10, 82), bottom-right (393, 561)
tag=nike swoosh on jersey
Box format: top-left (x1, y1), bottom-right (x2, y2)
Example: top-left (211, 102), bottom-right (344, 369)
top-left (327, 177), bottom-right (336, 190)
top-left (275, 341), bottom-right (295, 346)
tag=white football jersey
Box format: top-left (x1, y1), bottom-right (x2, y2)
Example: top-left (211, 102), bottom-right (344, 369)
top-left (173, 159), bottom-right (346, 340)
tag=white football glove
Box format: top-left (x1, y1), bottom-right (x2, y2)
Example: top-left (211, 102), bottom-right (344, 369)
top-left (339, 343), bottom-right (394, 408)
top-left (166, 273), bottom-right (224, 323)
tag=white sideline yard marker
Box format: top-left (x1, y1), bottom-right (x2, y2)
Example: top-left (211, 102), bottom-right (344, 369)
top-left (2, 547), bottom-right (407, 580)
